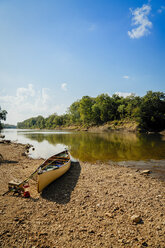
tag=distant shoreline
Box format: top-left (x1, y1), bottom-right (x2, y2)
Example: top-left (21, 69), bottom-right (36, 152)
top-left (14, 121), bottom-right (165, 135)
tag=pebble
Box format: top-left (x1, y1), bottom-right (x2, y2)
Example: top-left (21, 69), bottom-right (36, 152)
top-left (21, 152), bottom-right (26, 156)
top-left (140, 170), bottom-right (151, 175)
top-left (1, 142), bottom-right (165, 248)
top-left (131, 214), bottom-right (142, 224)
top-left (105, 213), bottom-right (113, 218)
top-left (14, 217), bottom-right (20, 222)
top-left (141, 241), bottom-right (148, 247)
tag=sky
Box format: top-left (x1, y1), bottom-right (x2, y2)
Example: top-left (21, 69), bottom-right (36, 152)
top-left (0, 0), bottom-right (165, 124)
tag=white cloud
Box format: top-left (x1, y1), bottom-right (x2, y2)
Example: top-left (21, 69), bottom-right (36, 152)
top-left (122, 75), bottom-right (130, 79)
top-left (115, 92), bottom-right (132, 98)
top-left (41, 88), bottom-right (49, 104)
top-left (157, 6), bottom-right (165, 13)
top-left (61, 83), bottom-right (67, 91)
top-left (128, 4), bottom-right (152, 39)
top-left (0, 84), bottom-right (66, 124)
top-left (16, 84), bottom-right (35, 98)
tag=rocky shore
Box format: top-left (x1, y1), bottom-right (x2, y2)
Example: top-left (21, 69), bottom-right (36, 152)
top-left (0, 141), bottom-right (165, 247)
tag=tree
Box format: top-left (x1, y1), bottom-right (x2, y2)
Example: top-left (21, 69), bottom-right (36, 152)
top-left (139, 91), bottom-right (165, 131)
top-left (16, 91), bottom-right (165, 132)
top-left (117, 104), bottom-right (125, 119)
top-left (92, 103), bottom-right (101, 124)
top-left (94, 94), bottom-right (114, 123)
top-left (125, 95), bottom-right (141, 118)
top-left (111, 94), bottom-right (122, 120)
top-left (68, 101), bottom-right (81, 124)
top-left (36, 115), bottom-right (45, 129)
top-left (79, 96), bottom-right (95, 125)
top-left (0, 107), bottom-right (7, 130)
top-left (45, 114), bottom-right (58, 128)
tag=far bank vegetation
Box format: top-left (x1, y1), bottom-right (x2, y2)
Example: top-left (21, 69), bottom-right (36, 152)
top-left (17, 91), bottom-right (165, 132)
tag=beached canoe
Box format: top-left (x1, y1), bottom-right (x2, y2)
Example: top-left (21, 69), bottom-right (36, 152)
top-left (37, 150), bottom-right (71, 193)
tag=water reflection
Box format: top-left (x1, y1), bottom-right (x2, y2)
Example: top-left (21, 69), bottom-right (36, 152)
top-left (16, 130), bottom-right (165, 162)
top-left (2, 129), bottom-right (165, 180)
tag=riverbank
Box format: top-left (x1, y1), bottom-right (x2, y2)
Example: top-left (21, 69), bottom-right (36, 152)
top-left (68, 124), bottom-right (165, 134)
top-left (29, 120), bottom-right (165, 134)
top-left (45, 120), bottom-right (140, 133)
top-left (0, 142), bottom-right (165, 247)
top-left (15, 118), bottom-right (165, 134)
top-left (58, 121), bottom-right (137, 133)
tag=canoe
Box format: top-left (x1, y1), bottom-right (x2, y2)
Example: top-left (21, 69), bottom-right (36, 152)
top-left (37, 150), bottom-right (71, 193)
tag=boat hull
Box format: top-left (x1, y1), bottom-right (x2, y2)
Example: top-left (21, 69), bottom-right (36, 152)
top-left (37, 160), bottom-right (71, 193)
top-left (37, 151), bottom-right (71, 193)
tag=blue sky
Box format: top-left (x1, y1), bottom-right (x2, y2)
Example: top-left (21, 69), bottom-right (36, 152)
top-left (0, 0), bottom-right (165, 124)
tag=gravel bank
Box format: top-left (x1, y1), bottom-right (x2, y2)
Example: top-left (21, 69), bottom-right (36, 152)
top-left (0, 142), bottom-right (165, 247)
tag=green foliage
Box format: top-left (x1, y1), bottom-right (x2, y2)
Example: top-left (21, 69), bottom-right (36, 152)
top-left (139, 91), bottom-right (165, 131)
top-left (95, 94), bottom-right (114, 123)
top-left (68, 101), bottom-right (81, 124)
top-left (79, 96), bottom-right (95, 124)
top-left (17, 91), bottom-right (165, 132)
top-left (0, 106), bottom-right (7, 130)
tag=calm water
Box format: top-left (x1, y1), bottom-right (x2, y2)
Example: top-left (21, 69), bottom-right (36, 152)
top-left (2, 129), bottom-right (165, 179)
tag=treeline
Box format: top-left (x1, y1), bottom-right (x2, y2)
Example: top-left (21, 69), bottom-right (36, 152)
top-left (2, 124), bottom-right (17, 129)
top-left (0, 107), bottom-right (7, 130)
top-left (17, 91), bottom-right (165, 132)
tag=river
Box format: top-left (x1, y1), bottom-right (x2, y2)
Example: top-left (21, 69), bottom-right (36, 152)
top-left (1, 128), bottom-right (165, 180)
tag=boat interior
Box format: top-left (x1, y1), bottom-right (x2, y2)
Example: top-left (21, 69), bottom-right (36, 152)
top-left (42, 156), bottom-right (70, 172)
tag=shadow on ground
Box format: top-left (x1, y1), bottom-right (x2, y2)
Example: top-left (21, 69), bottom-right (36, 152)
top-left (41, 161), bottom-right (81, 204)
top-left (0, 160), bottom-right (18, 165)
